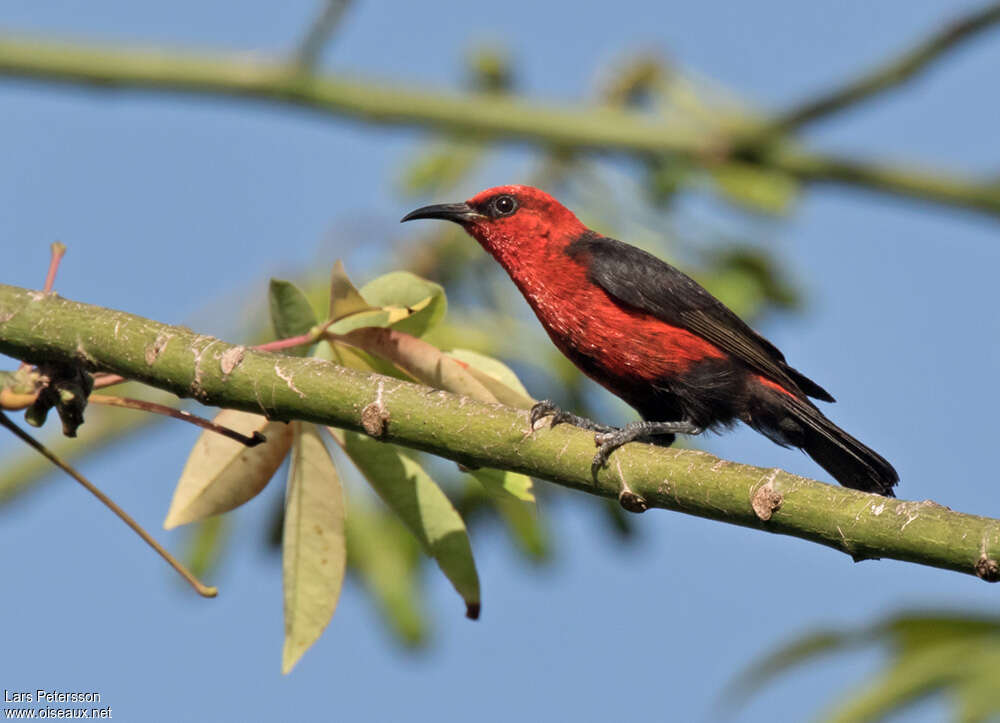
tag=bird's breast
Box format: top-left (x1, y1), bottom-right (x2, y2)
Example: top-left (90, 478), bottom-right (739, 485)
top-left (504, 253), bottom-right (726, 386)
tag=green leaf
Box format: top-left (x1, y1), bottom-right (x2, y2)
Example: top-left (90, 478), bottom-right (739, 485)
top-left (726, 612), bottom-right (1000, 723)
top-left (269, 278), bottom-right (319, 356)
top-left (709, 162), bottom-right (799, 216)
top-left (333, 429), bottom-right (480, 619)
top-left (494, 494), bottom-right (549, 562)
top-left (326, 303), bottom-right (434, 336)
top-left (183, 516), bottom-right (229, 581)
top-left (328, 260), bottom-right (376, 322)
top-left (824, 638), bottom-right (978, 723)
top-left (346, 502), bottom-right (426, 647)
top-left (468, 467), bottom-right (534, 503)
top-left (447, 348), bottom-right (535, 409)
top-left (282, 423), bottom-right (347, 674)
top-left (360, 271), bottom-right (446, 337)
top-left (164, 409), bottom-right (294, 529)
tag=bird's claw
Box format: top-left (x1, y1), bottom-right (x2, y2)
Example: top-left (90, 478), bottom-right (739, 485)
top-left (529, 399), bottom-right (561, 429)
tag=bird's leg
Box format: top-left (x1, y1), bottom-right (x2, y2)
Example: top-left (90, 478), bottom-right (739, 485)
top-left (529, 399), bottom-right (615, 433)
top-left (592, 420), bottom-right (703, 469)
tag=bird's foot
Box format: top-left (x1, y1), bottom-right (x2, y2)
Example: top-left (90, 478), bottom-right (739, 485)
top-left (529, 399), bottom-right (615, 433)
top-left (592, 420), bottom-right (703, 470)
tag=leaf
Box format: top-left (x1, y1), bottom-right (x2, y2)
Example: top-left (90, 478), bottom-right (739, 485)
top-left (329, 260), bottom-right (376, 322)
top-left (183, 516), bottom-right (229, 580)
top-left (708, 162), bottom-right (799, 216)
top-left (468, 467), bottom-right (534, 503)
top-left (360, 271), bottom-right (446, 337)
top-left (338, 327), bottom-right (497, 403)
top-left (164, 409), bottom-right (293, 529)
top-left (326, 302), bottom-right (433, 336)
top-left (447, 348), bottom-right (535, 409)
top-left (332, 429), bottom-right (480, 619)
top-left (282, 423), bottom-right (347, 674)
top-left (269, 278), bottom-right (318, 356)
top-left (824, 638), bottom-right (979, 723)
top-left (346, 502), bottom-right (426, 647)
top-left (726, 612), bottom-right (1000, 723)
top-left (494, 494), bottom-right (549, 561)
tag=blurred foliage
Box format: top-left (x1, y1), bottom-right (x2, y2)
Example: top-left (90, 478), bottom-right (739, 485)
top-left (728, 611), bottom-right (1000, 722)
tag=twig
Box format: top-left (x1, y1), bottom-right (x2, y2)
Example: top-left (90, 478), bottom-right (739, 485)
top-left (43, 241), bottom-right (67, 295)
top-left (295, 0), bottom-right (353, 69)
top-left (763, 2), bottom-right (1000, 135)
top-left (0, 409), bottom-right (218, 598)
top-left (90, 394), bottom-right (264, 446)
top-left (92, 373), bottom-right (126, 389)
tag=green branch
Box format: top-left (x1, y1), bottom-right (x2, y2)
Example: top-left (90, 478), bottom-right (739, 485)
top-left (2, 283), bottom-right (1000, 583)
top-left (1, 35), bottom-right (1000, 217)
top-left (765, 1), bottom-right (1000, 134)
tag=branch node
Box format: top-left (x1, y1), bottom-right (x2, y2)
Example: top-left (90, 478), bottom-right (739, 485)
top-left (361, 380), bottom-right (389, 437)
top-left (220, 345), bottom-right (246, 378)
top-left (751, 481), bottom-right (783, 522)
top-left (618, 488), bottom-right (648, 514)
top-left (974, 555), bottom-right (1000, 582)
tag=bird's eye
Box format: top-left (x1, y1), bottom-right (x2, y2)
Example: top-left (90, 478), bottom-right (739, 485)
top-left (491, 195), bottom-right (517, 217)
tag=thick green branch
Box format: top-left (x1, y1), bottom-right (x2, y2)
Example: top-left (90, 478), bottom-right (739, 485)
top-left (2, 283), bottom-right (999, 582)
top-left (1, 36), bottom-right (1000, 217)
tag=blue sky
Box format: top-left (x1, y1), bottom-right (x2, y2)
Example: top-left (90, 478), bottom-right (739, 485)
top-left (2, 2), bottom-right (1000, 721)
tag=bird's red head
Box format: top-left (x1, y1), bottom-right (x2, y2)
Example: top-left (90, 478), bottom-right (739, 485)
top-left (401, 185), bottom-right (586, 269)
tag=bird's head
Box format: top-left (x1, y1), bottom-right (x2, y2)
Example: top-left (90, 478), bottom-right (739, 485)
top-left (401, 185), bottom-right (586, 263)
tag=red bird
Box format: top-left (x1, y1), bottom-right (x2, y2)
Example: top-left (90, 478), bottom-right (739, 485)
top-left (402, 185), bottom-right (898, 496)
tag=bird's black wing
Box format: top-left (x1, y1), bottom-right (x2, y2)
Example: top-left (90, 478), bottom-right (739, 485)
top-left (566, 232), bottom-right (834, 402)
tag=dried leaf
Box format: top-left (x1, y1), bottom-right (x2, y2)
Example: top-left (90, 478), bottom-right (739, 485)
top-left (164, 410), bottom-right (293, 529)
top-left (282, 423), bottom-right (346, 674)
top-left (338, 327), bottom-right (497, 403)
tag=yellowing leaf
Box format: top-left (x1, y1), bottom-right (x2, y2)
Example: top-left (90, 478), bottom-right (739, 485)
top-left (332, 429), bottom-right (481, 619)
top-left (447, 348), bottom-right (535, 409)
top-left (282, 423), bottom-right (347, 674)
top-left (329, 260), bottom-right (375, 322)
top-left (164, 410), bottom-right (293, 529)
top-left (359, 271), bottom-right (446, 337)
top-left (326, 299), bottom-right (433, 336)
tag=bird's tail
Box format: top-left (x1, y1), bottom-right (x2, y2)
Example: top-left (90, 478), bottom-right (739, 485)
top-left (784, 396), bottom-right (898, 496)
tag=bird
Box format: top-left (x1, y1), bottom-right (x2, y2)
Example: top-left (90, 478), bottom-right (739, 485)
top-left (401, 185), bottom-right (898, 496)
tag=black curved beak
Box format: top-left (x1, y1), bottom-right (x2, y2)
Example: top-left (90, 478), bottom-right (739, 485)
top-left (400, 202), bottom-right (483, 224)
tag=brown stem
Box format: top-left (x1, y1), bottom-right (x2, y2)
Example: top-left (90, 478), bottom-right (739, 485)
top-left (89, 394), bottom-right (265, 446)
top-left (0, 409), bottom-right (218, 598)
top-left (43, 241), bottom-right (67, 295)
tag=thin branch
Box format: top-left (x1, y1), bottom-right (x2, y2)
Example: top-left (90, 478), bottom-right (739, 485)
top-left (2, 283), bottom-right (999, 583)
top-left (89, 394), bottom-right (265, 446)
top-left (763, 2), bottom-right (1000, 135)
top-left (295, 0), bottom-right (353, 69)
top-left (43, 241), bottom-right (66, 294)
top-left (0, 407), bottom-right (218, 597)
top-left (0, 35), bottom-right (999, 217)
